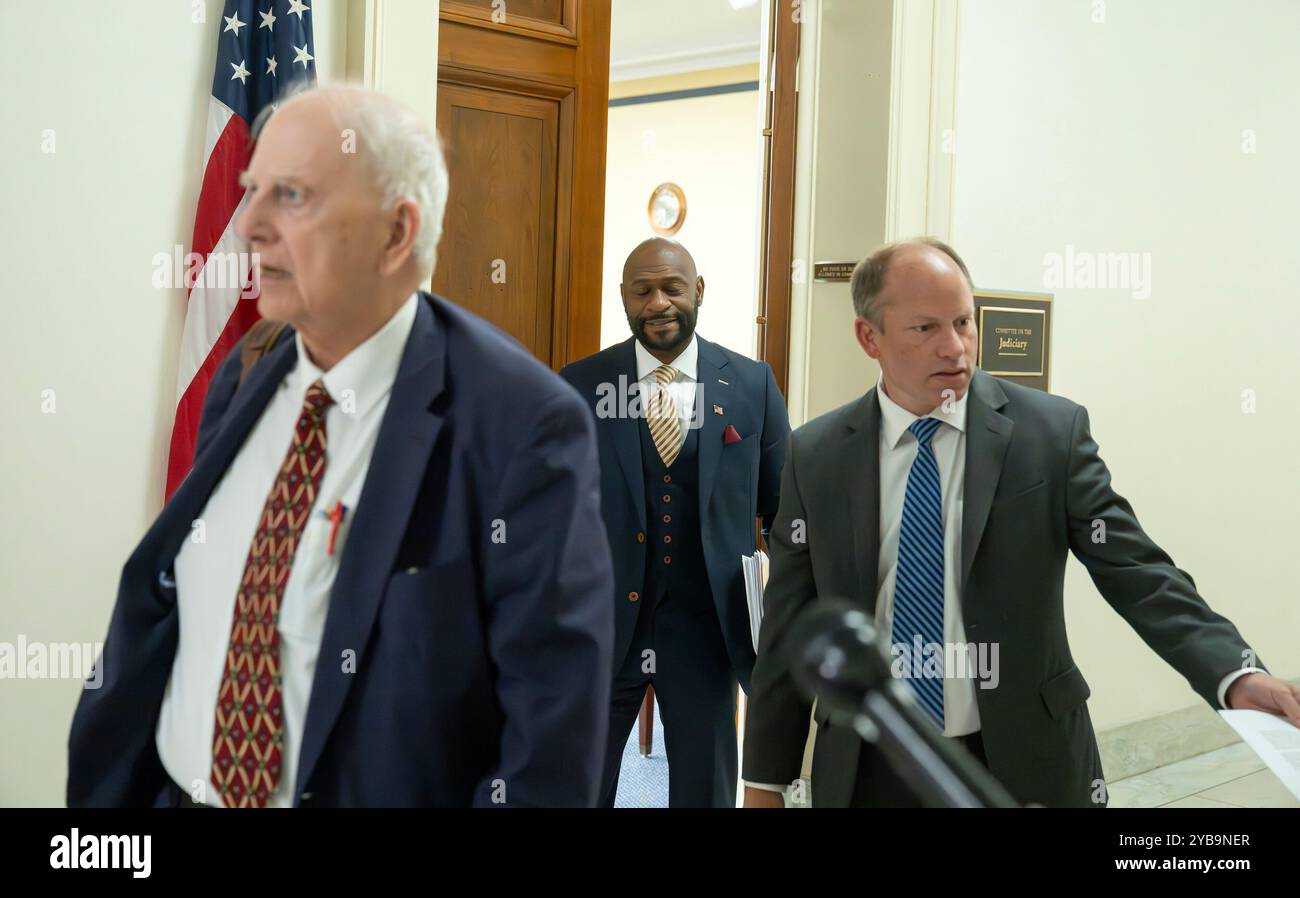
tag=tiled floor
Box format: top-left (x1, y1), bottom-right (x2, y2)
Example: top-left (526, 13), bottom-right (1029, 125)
top-left (620, 715), bottom-right (1299, 808)
top-left (1107, 741), bottom-right (1298, 808)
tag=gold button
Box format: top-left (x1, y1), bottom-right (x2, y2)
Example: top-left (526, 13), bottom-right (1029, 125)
top-left (636, 532), bottom-right (645, 543)
top-left (663, 515), bottom-right (671, 523)
top-left (663, 474), bottom-right (671, 483)
top-left (663, 536), bottom-right (672, 544)
top-left (663, 494), bottom-right (671, 503)
top-left (628, 591), bottom-right (639, 602)
top-left (663, 556), bottom-right (672, 565)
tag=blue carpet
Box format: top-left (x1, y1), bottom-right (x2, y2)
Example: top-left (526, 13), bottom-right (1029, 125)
top-left (613, 699), bottom-right (670, 808)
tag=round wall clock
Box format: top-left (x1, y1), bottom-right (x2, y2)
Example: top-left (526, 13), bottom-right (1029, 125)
top-left (647, 182), bottom-right (687, 236)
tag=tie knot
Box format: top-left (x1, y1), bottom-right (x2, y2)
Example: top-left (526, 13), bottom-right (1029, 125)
top-left (909, 416), bottom-right (941, 446)
top-left (653, 365), bottom-right (677, 386)
top-left (303, 379), bottom-right (334, 415)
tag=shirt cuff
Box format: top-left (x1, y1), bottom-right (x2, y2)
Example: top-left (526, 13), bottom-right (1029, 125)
top-left (743, 781), bottom-right (788, 793)
top-left (1218, 667), bottom-right (1266, 709)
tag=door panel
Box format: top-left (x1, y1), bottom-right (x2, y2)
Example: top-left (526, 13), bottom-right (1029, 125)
top-left (433, 0), bottom-right (609, 369)
top-left (436, 85), bottom-right (558, 361)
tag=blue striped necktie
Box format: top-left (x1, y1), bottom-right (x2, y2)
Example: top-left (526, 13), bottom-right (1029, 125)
top-left (890, 416), bottom-right (945, 728)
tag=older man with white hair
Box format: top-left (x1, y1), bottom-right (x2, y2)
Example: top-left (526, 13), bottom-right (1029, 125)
top-left (68, 85), bottom-right (615, 808)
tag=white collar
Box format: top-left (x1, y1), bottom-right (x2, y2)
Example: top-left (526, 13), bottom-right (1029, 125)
top-left (634, 334), bottom-right (699, 382)
top-left (292, 292), bottom-right (420, 417)
top-left (876, 373), bottom-right (969, 449)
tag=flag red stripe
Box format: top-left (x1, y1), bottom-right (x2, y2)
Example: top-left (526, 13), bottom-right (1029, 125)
top-left (190, 114), bottom-right (251, 271)
top-left (165, 113), bottom-right (260, 501)
top-left (165, 294), bottom-right (262, 499)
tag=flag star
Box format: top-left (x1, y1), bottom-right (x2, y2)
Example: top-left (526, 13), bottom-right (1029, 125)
top-left (223, 12), bottom-right (246, 35)
top-left (292, 44), bottom-right (314, 68)
top-left (230, 59), bottom-right (251, 84)
top-left (287, 0), bottom-right (310, 20)
top-left (266, 56), bottom-right (278, 76)
top-left (259, 8), bottom-right (277, 31)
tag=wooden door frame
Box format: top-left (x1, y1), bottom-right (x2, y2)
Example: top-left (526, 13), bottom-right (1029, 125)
top-left (755, 0), bottom-right (801, 396)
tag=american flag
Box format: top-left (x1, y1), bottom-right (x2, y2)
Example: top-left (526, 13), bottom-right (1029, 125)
top-left (166, 0), bottom-right (316, 499)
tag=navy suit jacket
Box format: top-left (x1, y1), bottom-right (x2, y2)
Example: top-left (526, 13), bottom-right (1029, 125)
top-left (68, 293), bottom-right (615, 807)
top-left (559, 337), bottom-right (789, 691)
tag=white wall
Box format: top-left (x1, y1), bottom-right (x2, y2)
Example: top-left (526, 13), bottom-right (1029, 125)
top-left (948, 0), bottom-right (1300, 729)
top-left (786, 0), bottom-right (896, 424)
top-left (0, 0), bottom-right (351, 807)
top-left (601, 88), bottom-right (764, 357)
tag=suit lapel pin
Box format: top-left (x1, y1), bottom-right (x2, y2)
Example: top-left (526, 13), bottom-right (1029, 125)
top-left (713, 405), bottom-right (724, 416)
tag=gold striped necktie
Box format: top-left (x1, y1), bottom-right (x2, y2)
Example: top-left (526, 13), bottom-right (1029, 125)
top-left (647, 365), bottom-right (684, 467)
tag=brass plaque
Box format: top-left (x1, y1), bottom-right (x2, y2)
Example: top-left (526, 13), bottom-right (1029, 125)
top-left (813, 261), bottom-right (856, 282)
top-left (974, 290), bottom-right (1052, 392)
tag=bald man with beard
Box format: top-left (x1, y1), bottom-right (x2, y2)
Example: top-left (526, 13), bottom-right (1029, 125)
top-left (561, 238), bottom-right (790, 807)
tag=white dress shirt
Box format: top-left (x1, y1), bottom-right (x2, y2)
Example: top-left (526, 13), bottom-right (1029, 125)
top-left (634, 335), bottom-right (700, 435)
top-left (155, 293), bottom-right (419, 807)
top-left (874, 376), bottom-right (980, 737)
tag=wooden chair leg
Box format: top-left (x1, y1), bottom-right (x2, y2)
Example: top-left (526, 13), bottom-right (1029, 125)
top-left (638, 685), bottom-right (655, 757)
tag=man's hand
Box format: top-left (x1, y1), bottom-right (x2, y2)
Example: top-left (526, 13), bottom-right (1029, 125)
top-left (1226, 672), bottom-right (1300, 726)
top-left (743, 786), bottom-right (786, 808)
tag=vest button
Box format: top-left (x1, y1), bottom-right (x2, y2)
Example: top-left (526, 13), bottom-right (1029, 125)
top-left (662, 494), bottom-right (671, 503)
top-left (628, 591), bottom-right (639, 602)
top-left (663, 474), bottom-right (671, 483)
top-left (663, 535), bottom-right (672, 544)
top-left (663, 515), bottom-right (671, 523)
top-left (663, 556), bottom-right (672, 565)
top-left (636, 532), bottom-right (645, 543)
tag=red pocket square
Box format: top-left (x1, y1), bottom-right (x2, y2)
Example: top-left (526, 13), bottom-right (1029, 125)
top-left (723, 424), bottom-right (743, 445)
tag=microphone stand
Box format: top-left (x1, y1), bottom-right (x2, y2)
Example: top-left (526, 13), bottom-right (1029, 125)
top-left (791, 604), bottom-right (1019, 808)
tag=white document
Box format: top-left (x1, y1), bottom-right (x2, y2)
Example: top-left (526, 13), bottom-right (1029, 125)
top-left (741, 550), bottom-right (770, 652)
top-left (1218, 709), bottom-right (1300, 800)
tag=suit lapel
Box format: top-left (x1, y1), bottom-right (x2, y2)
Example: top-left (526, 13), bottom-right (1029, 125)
top-left (294, 295), bottom-right (447, 800)
top-left (695, 338), bottom-right (730, 513)
top-left (845, 391), bottom-right (882, 612)
top-left (608, 338), bottom-right (646, 528)
top-left (960, 371), bottom-right (1013, 592)
top-left (158, 338), bottom-right (299, 564)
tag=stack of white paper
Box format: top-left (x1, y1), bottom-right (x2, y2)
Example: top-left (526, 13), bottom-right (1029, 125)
top-left (741, 549), bottom-right (770, 652)
top-left (1219, 709), bottom-right (1300, 800)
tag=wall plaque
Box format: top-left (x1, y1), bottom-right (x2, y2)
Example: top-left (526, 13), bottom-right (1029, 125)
top-left (813, 261), bottom-right (856, 282)
top-left (974, 290), bottom-right (1052, 392)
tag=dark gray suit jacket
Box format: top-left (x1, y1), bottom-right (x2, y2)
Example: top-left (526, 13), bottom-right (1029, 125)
top-left (742, 369), bottom-right (1259, 807)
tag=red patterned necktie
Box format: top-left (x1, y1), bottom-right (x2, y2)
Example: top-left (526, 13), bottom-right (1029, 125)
top-left (211, 379), bottom-right (333, 808)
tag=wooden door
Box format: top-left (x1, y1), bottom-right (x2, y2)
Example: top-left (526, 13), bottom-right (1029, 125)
top-left (433, 0), bottom-right (611, 369)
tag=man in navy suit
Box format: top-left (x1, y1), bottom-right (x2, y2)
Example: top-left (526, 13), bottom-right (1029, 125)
top-left (67, 86), bottom-right (614, 808)
top-left (561, 239), bottom-right (790, 807)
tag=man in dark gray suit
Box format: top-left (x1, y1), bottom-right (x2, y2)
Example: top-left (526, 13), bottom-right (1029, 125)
top-left (742, 237), bottom-right (1300, 808)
